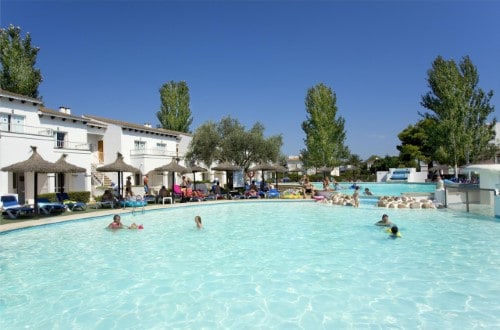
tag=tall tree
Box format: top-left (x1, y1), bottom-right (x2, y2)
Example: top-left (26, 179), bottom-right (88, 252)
top-left (301, 83), bottom-right (349, 168)
top-left (421, 56), bottom-right (496, 176)
top-left (157, 81), bottom-right (193, 133)
top-left (0, 25), bottom-right (42, 98)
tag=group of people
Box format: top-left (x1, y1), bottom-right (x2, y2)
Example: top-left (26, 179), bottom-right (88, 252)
top-left (375, 214), bottom-right (401, 238)
top-left (107, 214), bottom-right (202, 230)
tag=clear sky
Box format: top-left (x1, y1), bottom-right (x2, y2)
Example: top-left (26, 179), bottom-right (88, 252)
top-left (1, 0), bottom-right (499, 160)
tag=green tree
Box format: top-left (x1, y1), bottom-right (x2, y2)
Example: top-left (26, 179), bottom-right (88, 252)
top-left (0, 25), bottom-right (42, 98)
top-left (301, 83), bottom-right (349, 169)
top-left (396, 118), bottom-right (434, 167)
top-left (421, 56), bottom-right (496, 176)
top-left (187, 116), bottom-right (282, 170)
top-left (371, 155), bottom-right (402, 173)
top-left (157, 81), bottom-right (193, 133)
top-left (185, 121), bottom-right (220, 167)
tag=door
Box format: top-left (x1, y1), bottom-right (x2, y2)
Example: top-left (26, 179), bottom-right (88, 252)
top-left (17, 173), bottom-right (25, 204)
top-left (98, 140), bottom-right (104, 163)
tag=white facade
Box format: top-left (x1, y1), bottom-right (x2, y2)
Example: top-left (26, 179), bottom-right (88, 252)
top-left (0, 89), bottom-right (193, 203)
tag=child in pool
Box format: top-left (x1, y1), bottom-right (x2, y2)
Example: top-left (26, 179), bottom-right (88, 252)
top-left (108, 214), bottom-right (124, 229)
top-left (194, 215), bottom-right (203, 229)
top-left (388, 225), bottom-right (401, 238)
top-left (128, 222), bottom-right (144, 229)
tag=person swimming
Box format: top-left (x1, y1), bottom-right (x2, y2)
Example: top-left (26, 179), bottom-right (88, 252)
top-left (375, 214), bottom-right (393, 227)
top-left (388, 225), bottom-right (401, 238)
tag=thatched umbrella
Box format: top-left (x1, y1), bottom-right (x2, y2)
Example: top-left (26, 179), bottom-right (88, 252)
top-left (153, 159), bottom-right (187, 191)
top-left (317, 166), bottom-right (332, 176)
top-left (97, 152), bottom-right (141, 197)
top-left (272, 164), bottom-right (287, 189)
top-left (181, 165), bottom-right (207, 189)
top-left (211, 162), bottom-right (242, 190)
top-left (54, 154), bottom-right (86, 173)
top-left (1, 146), bottom-right (57, 217)
top-left (429, 164), bottom-right (449, 177)
top-left (248, 163), bottom-right (278, 189)
top-left (54, 154), bottom-right (87, 195)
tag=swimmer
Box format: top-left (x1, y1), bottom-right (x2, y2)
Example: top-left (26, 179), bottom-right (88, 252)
top-left (194, 215), bottom-right (203, 229)
top-left (388, 225), bottom-right (402, 238)
top-left (128, 222), bottom-right (144, 229)
top-left (364, 187), bottom-right (373, 196)
top-left (108, 214), bottom-right (124, 229)
top-left (375, 214), bottom-right (392, 227)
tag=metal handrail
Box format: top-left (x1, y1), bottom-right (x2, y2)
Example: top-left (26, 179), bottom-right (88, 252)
top-left (0, 123), bottom-right (53, 136)
top-left (130, 148), bottom-right (177, 157)
top-left (54, 140), bottom-right (91, 150)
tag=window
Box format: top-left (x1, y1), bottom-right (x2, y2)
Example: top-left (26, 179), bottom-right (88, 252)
top-left (156, 143), bottom-right (166, 150)
top-left (0, 113), bottom-right (25, 133)
top-left (134, 140), bottom-right (146, 150)
top-left (55, 131), bottom-right (66, 148)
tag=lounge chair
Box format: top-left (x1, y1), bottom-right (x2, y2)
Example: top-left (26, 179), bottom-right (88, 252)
top-left (172, 184), bottom-right (183, 202)
top-left (265, 188), bottom-right (280, 199)
top-left (56, 192), bottom-right (87, 211)
top-left (1, 195), bottom-right (35, 219)
top-left (37, 198), bottom-right (67, 214)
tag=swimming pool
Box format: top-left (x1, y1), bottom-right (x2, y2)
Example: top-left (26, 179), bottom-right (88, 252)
top-left (1, 200), bottom-right (499, 328)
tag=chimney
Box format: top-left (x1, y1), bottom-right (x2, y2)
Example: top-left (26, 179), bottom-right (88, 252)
top-left (58, 106), bottom-right (71, 115)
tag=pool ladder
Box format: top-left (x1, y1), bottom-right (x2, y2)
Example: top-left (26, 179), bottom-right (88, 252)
top-left (131, 195), bottom-right (145, 216)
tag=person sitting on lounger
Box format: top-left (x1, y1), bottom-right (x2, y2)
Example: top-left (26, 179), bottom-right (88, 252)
top-left (102, 189), bottom-right (118, 207)
top-left (246, 180), bottom-right (259, 198)
top-left (157, 185), bottom-right (169, 203)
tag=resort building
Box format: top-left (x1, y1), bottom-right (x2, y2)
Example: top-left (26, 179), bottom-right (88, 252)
top-left (0, 89), bottom-right (192, 204)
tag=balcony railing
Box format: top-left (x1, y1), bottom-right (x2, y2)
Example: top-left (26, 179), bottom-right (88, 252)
top-left (130, 148), bottom-right (177, 157)
top-left (0, 123), bottom-right (53, 136)
top-left (54, 140), bottom-right (91, 150)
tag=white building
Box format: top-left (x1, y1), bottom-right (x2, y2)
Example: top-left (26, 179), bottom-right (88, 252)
top-left (0, 89), bottom-right (193, 203)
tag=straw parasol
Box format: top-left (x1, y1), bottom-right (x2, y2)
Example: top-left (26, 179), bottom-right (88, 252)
top-left (97, 152), bottom-right (141, 197)
top-left (181, 164), bottom-right (207, 189)
top-left (153, 159), bottom-right (188, 191)
top-left (211, 162), bottom-right (242, 190)
top-left (429, 164), bottom-right (450, 175)
top-left (248, 163), bottom-right (278, 188)
top-left (272, 164), bottom-right (287, 189)
top-left (316, 166), bottom-right (333, 179)
top-left (1, 146), bottom-right (58, 217)
top-left (54, 154), bottom-right (86, 173)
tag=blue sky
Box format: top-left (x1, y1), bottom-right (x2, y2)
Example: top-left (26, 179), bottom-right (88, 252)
top-left (1, 0), bottom-right (499, 160)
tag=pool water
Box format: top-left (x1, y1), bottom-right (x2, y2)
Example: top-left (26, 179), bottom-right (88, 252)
top-left (1, 201), bottom-right (499, 328)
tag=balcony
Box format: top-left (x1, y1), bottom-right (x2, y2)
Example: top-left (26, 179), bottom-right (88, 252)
top-left (55, 140), bottom-right (91, 150)
top-left (0, 123), bottom-right (53, 136)
top-left (130, 148), bottom-right (177, 157)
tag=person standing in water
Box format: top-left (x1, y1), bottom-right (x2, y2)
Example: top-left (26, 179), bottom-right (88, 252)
top-left (194, 215), bottom-right (203, 229)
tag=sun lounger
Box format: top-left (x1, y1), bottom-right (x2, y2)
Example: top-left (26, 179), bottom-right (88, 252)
top-left (37, 198), bottom-right (67, 214)
top-left (1, 195), bottom-right (35, 219)
top-left (265, 189), bottom-right (280, 198)
top-left (56, 193), bottom-right (87, 211)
